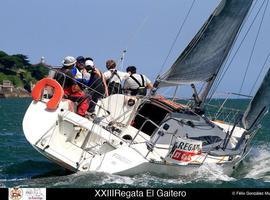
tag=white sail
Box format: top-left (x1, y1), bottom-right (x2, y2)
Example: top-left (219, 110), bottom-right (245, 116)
top-left (242, 68), bottom-right (270, 130)
top-left (157, 0), bottom-right (254, 87)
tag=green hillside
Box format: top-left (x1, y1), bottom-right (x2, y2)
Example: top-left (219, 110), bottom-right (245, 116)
top-left (0, 50), bottom-right (49, 91)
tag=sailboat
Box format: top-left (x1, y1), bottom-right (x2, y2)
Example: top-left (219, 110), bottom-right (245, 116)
top-left (22, 0), bottom-right (270, 176)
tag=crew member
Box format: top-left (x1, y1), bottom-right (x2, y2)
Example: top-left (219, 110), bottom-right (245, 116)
top-left (54, 56), bottom-right (90, 117)
top-left (103, 59), bottom-right (129, 95)
top-left (84, 58), bottom-right (108, 113)
top-left (123, 66), bottom-right (153, 96)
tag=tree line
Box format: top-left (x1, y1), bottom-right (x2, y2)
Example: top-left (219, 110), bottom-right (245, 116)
top-left (0, 50), bottom-right (48, 92)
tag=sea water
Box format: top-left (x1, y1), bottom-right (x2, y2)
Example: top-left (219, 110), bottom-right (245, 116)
top-left (0, 98), bottom-right (270, 188)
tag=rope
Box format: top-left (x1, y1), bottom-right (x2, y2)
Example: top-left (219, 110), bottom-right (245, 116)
top-left (116, 9), bottom-right (151, 71)
top-left (122, 15), bottom-right (149, 59)
top-left (239, 0), bottom-right (269, 94)
top-left (208, 0), bottom-right (266, 99)
top-left (158, 0), bottom-right (197, 76)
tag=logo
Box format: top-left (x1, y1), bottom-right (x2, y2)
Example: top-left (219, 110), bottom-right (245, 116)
top-left (24, 188), bottom-right (46, 200)
top-left (9, 188), bottom-right (46, 200)
top-left (9, 188), bottom-right (23, 200)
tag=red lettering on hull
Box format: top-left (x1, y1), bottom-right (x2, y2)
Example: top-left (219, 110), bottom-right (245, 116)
top-left (171, 149), bottom-right (201, 162)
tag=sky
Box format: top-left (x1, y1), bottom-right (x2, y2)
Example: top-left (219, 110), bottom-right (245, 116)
top-left (1, 0), bottom-right (270, 97)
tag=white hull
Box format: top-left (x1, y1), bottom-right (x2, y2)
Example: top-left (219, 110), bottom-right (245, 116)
top-left (22, 94), bottom-right (250, 177)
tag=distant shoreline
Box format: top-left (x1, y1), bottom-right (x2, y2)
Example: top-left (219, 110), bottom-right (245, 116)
top-left (0, 88), bottom-right (30, 98)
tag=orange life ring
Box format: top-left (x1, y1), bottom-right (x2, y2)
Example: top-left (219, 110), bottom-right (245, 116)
top-left (32, 78), bottom-right (64, 110)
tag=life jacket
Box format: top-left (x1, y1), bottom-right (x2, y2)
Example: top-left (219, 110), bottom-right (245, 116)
top-left (128, 74), bottom-right (147, 96)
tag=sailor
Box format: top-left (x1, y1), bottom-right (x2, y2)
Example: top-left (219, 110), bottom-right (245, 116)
top-left (83, 57), bottom-right (108, 113)
top-left (103, 59), bottom-right (129, 95)
top-left (73, 56), bottom-right (89, 86)
top-left (123, 66), bottom-right (153, 96)
top-left (54, 56), bottom-right (90, 117)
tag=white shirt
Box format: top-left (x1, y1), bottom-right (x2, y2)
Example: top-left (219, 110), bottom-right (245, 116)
top-left (123, 73), bottom-right (151, 90)
top-left (103, 69), bottom-right (130, 84)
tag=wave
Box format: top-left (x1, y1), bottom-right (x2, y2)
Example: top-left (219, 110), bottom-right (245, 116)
top-left (241, 144), bottom-right (270, 182)
top-left (2, 166), bottom-right (236, 188)
top-left (0, 159), bottom-right (66, 183)
top-left (0, 132), bottom-right (14, 136)
top-left (0, 178), bottom-right (28, 188)
top-left (0, 172), bottom-right (186, 188)
top-left (192, 163), bottom-right (235, 182)
top-left (1, 144), bottom-right (270, 188)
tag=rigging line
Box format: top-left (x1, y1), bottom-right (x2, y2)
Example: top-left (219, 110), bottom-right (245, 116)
top-left (116, 8), bottom-right (151, 71)
top-left (157, 0), bottom-right (196, 76)
top-left (208, 0), bottom-right (266, 99)
top-left (249, 51), bottom-right (270, 95)
top-left (239, 0), bottom-right (269, 94)
top-left (124, 16), bottom-right (149, 53)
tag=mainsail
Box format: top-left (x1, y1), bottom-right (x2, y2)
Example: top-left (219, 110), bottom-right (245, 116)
top-left (157, 0), bottom-right (254, 87)
top-left (242, 68), bottom-right (270, 130)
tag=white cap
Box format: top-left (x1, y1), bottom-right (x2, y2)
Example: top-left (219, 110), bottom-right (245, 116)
top-left (85, 60), bottom-right (94, 67)
top-left (62, 56), bottom-right (76, 66)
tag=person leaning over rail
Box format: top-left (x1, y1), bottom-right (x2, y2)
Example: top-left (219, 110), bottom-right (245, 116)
top-left (54, 56), bottom-right (90, 117)
top-left (103, 59), bottom-right (129, 95)
top-left (83, 57), bottom-right (108, 114)
top-left (123, 66), bottom-right (153, 96)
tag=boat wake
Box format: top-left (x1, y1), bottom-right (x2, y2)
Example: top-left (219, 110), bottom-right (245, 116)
top-left (193, 163), bottom-right (235, 182)
top-left (240, 144), bottom-right (270, 182)
top-left (0, 165), bottom-right (235, 188)
top-left (1, 145), bottom-right (270, 188)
